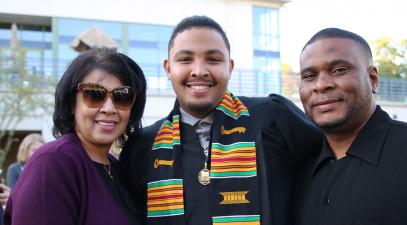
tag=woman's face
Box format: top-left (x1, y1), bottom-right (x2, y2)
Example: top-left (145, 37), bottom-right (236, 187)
top-left (74, 69), bottom-right (132, 152)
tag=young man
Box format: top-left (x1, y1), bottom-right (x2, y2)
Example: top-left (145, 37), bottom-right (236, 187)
top-left (120, 15), bottom-right (321, 225)
top-left (295, 28), bottom-right (407, 225)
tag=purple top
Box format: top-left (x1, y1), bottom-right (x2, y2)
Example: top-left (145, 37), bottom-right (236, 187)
top-left (4, 133), bottom-right (131, 225)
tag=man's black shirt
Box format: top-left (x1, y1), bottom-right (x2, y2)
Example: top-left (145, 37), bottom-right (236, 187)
top-left (294, 106), bottom-right (407, 225)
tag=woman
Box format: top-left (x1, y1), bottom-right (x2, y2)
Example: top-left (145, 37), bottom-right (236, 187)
top-left (4, 48), bottom-right (147, 225)
top-left (6, 133), bottom-right (45, 189)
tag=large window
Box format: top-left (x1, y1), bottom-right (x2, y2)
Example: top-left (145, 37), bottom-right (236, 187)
top-left (55, 18), bottom-right (173, 91)
top-left (128, 24), bottom-right (172, 90)
top-left (1, 16), bottom-right (174, 92)
top-left (253, 6), bottom-right (281, 94)
top-left (0, 24), bottom-right (52, 77)
top-left (56, 18), bottom-right (123, 76)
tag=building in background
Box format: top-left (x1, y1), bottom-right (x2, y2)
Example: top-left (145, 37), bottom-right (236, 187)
top-left (0, 0), bottom-right (288, 134)
top-left (1, 0), bottom-right (406, 171)
top-left (0, 0), bottom-right (289, 172)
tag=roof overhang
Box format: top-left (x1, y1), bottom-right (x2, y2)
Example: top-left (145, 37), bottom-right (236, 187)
top-left (229, 0), bottom-right (291, 8)
top-left (0, 13), bottom-right (51, 27)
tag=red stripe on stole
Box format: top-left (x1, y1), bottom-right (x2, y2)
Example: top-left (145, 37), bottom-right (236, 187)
top-left (222, 96), bottom-right (233, 105)
top-left (148, 193), bottom-right (183, 201)
top-left (156, 131), bottom-right (173, 136)
top-left (211, 156), bottom-right (256, 162)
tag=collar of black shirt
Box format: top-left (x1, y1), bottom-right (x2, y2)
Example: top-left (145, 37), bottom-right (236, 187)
top-left (311, 106), bottom-right (392, 177)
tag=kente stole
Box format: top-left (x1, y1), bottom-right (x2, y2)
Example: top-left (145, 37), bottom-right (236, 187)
top-left (147, 91), bottom-right (261, 225)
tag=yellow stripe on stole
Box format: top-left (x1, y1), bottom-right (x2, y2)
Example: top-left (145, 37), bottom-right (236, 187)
top-left (213, 222), bottom-right (260, 225)
top-left (148, 184), bottom-right (183, 191)
top-left (148, 190), bottom-right (183, 197)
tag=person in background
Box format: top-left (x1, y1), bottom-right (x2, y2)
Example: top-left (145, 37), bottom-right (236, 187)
top-left (4, 48), bottom-right (147, 225)
top-left (0, 184), bottom-right (10, 225)
top-left (294, 27), bottom-right (407, 225)
top-left (6, 133), bottom-right (45, 189)
top-left (120, 15), bottom-right (322, 225)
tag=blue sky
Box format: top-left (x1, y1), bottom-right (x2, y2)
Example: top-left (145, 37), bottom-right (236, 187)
top-left (279, 0), bottom-right (406, 71)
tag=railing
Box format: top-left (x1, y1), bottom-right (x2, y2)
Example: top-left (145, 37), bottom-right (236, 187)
top-left (376, 78), bottom-right (407, 102)
top-left (1, 58), bottom-right (407, 103)
top-left (144, 70), bottom-right (407, 103)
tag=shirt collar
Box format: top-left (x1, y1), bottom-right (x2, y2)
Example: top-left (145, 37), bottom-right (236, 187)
top-left (312, 106), bottom-right (391, 176)
top-left (179, 107), bottom-right (215, 126)
top-left (311, 139), bottom-right (336, 177)
top-left (347, 106), bottom-right (391, 165)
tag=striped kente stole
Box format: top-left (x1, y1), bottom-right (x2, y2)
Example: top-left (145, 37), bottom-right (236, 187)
top-left (147, 91), bottom-right (261, 225)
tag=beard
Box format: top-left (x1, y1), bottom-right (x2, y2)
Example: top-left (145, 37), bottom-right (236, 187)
top-left (309, 89), bottom-right (374, 132)
top-left (186, 101), bottom-right (216, 118)
top-left (310, 113), bottom-right (347, 130)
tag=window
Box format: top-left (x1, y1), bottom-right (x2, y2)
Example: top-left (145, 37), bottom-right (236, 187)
top-left (128, 24), bottom-right (173, 90)
top-left (0, 24), bottom-right (52, 77)
top-left (253, 6), bottom-right (281, 94)
top-left (54, 18), bottom-right (173, 91)
top-left (56, 18), bottom-right (123, 74)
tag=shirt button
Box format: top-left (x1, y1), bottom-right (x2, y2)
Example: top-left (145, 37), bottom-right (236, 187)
top-left (324, 197), bottom-right (331, 205)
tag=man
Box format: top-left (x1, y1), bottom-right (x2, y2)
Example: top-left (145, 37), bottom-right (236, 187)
top-left (121, 15), bottom-right (321, 225)
top-left (295, 28), bottom-right (407, 225)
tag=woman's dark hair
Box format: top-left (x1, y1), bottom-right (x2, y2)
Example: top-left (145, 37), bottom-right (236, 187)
top-left (52, 48), bottom-right (147, 146)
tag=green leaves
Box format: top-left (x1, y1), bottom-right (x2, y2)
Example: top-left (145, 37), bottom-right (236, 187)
top-left (0, 48), bottom-right (57, 166)
top-left (373, 37), bottom-right (407, 79)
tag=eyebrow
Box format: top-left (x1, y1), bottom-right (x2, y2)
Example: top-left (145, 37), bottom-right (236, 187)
top-left (328, 59), bottom-right (352, 67)
top-left (174, 49), bottom-right (226, 56)
top-left (300, 66), bottom-right (317, 75)
top-left (206, 49), bottom-right (225, 56)
top-left (174, 50), bottom-right (193, 56)
top-left (300, 59), bottom-right (352, 74)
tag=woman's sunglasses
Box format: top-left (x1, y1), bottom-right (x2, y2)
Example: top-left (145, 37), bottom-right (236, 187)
top-left (78, 83), bottom-right (136, 110)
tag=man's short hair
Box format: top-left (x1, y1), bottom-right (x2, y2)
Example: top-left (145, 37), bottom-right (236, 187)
top-left (168, 15), bottom-right (230, 53)
top-left (302, 28), bottom-right (372, 60)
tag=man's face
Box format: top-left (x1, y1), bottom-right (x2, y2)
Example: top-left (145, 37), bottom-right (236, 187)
top-left (164, 28), bottom-right (234, 118)
top-left (299, 38), bottom-right (378, 132)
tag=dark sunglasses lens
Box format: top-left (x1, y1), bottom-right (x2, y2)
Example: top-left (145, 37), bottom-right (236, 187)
top-left (82, 88), bottom-right (107, 107)
top-left (112, 88), bottom-right (135, 109)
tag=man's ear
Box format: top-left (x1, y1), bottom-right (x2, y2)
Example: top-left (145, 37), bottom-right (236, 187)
top-left (228, 58), bottom-right (234, 78)
top-left (368, 66), bottom-right (379, 94)
top-left (164, 59), bottom-right (171, 80)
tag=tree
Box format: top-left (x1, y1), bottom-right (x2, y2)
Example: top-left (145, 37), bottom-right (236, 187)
top-left (281, 62), bottom-right (294, 75)
top-left (281, 62), bottom-right (300, 98)
top-left (373, 37), bottom-right (407, 79)
top-left (0, 47), bottom-right (56, 167)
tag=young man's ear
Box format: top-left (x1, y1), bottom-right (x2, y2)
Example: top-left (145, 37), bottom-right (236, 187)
top-left (164, 59), bottom-right (171, 80)
top-left (228, 59), bottom-right (234, 78)
top-left (229, 59), bottom-right (234, 72)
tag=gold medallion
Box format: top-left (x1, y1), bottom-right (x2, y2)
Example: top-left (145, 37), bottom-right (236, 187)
top-left (198, 169), bottom-right (211, 185)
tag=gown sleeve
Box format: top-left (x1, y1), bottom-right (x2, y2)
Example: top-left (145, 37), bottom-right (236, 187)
top-left (269, 94), bottom-right (323, 165)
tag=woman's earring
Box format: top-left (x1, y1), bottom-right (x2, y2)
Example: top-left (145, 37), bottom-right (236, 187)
top-left (130, 126), bottom-right (135, 134)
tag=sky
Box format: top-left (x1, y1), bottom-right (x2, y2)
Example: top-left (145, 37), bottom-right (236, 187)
top-left (279, 0), bottom-right (407, 72)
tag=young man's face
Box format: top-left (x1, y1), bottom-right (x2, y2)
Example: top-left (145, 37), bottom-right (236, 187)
top-left (299, 38), bottom-right (378, 132)
top-left (164, 28), bottom-right (234, 118)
